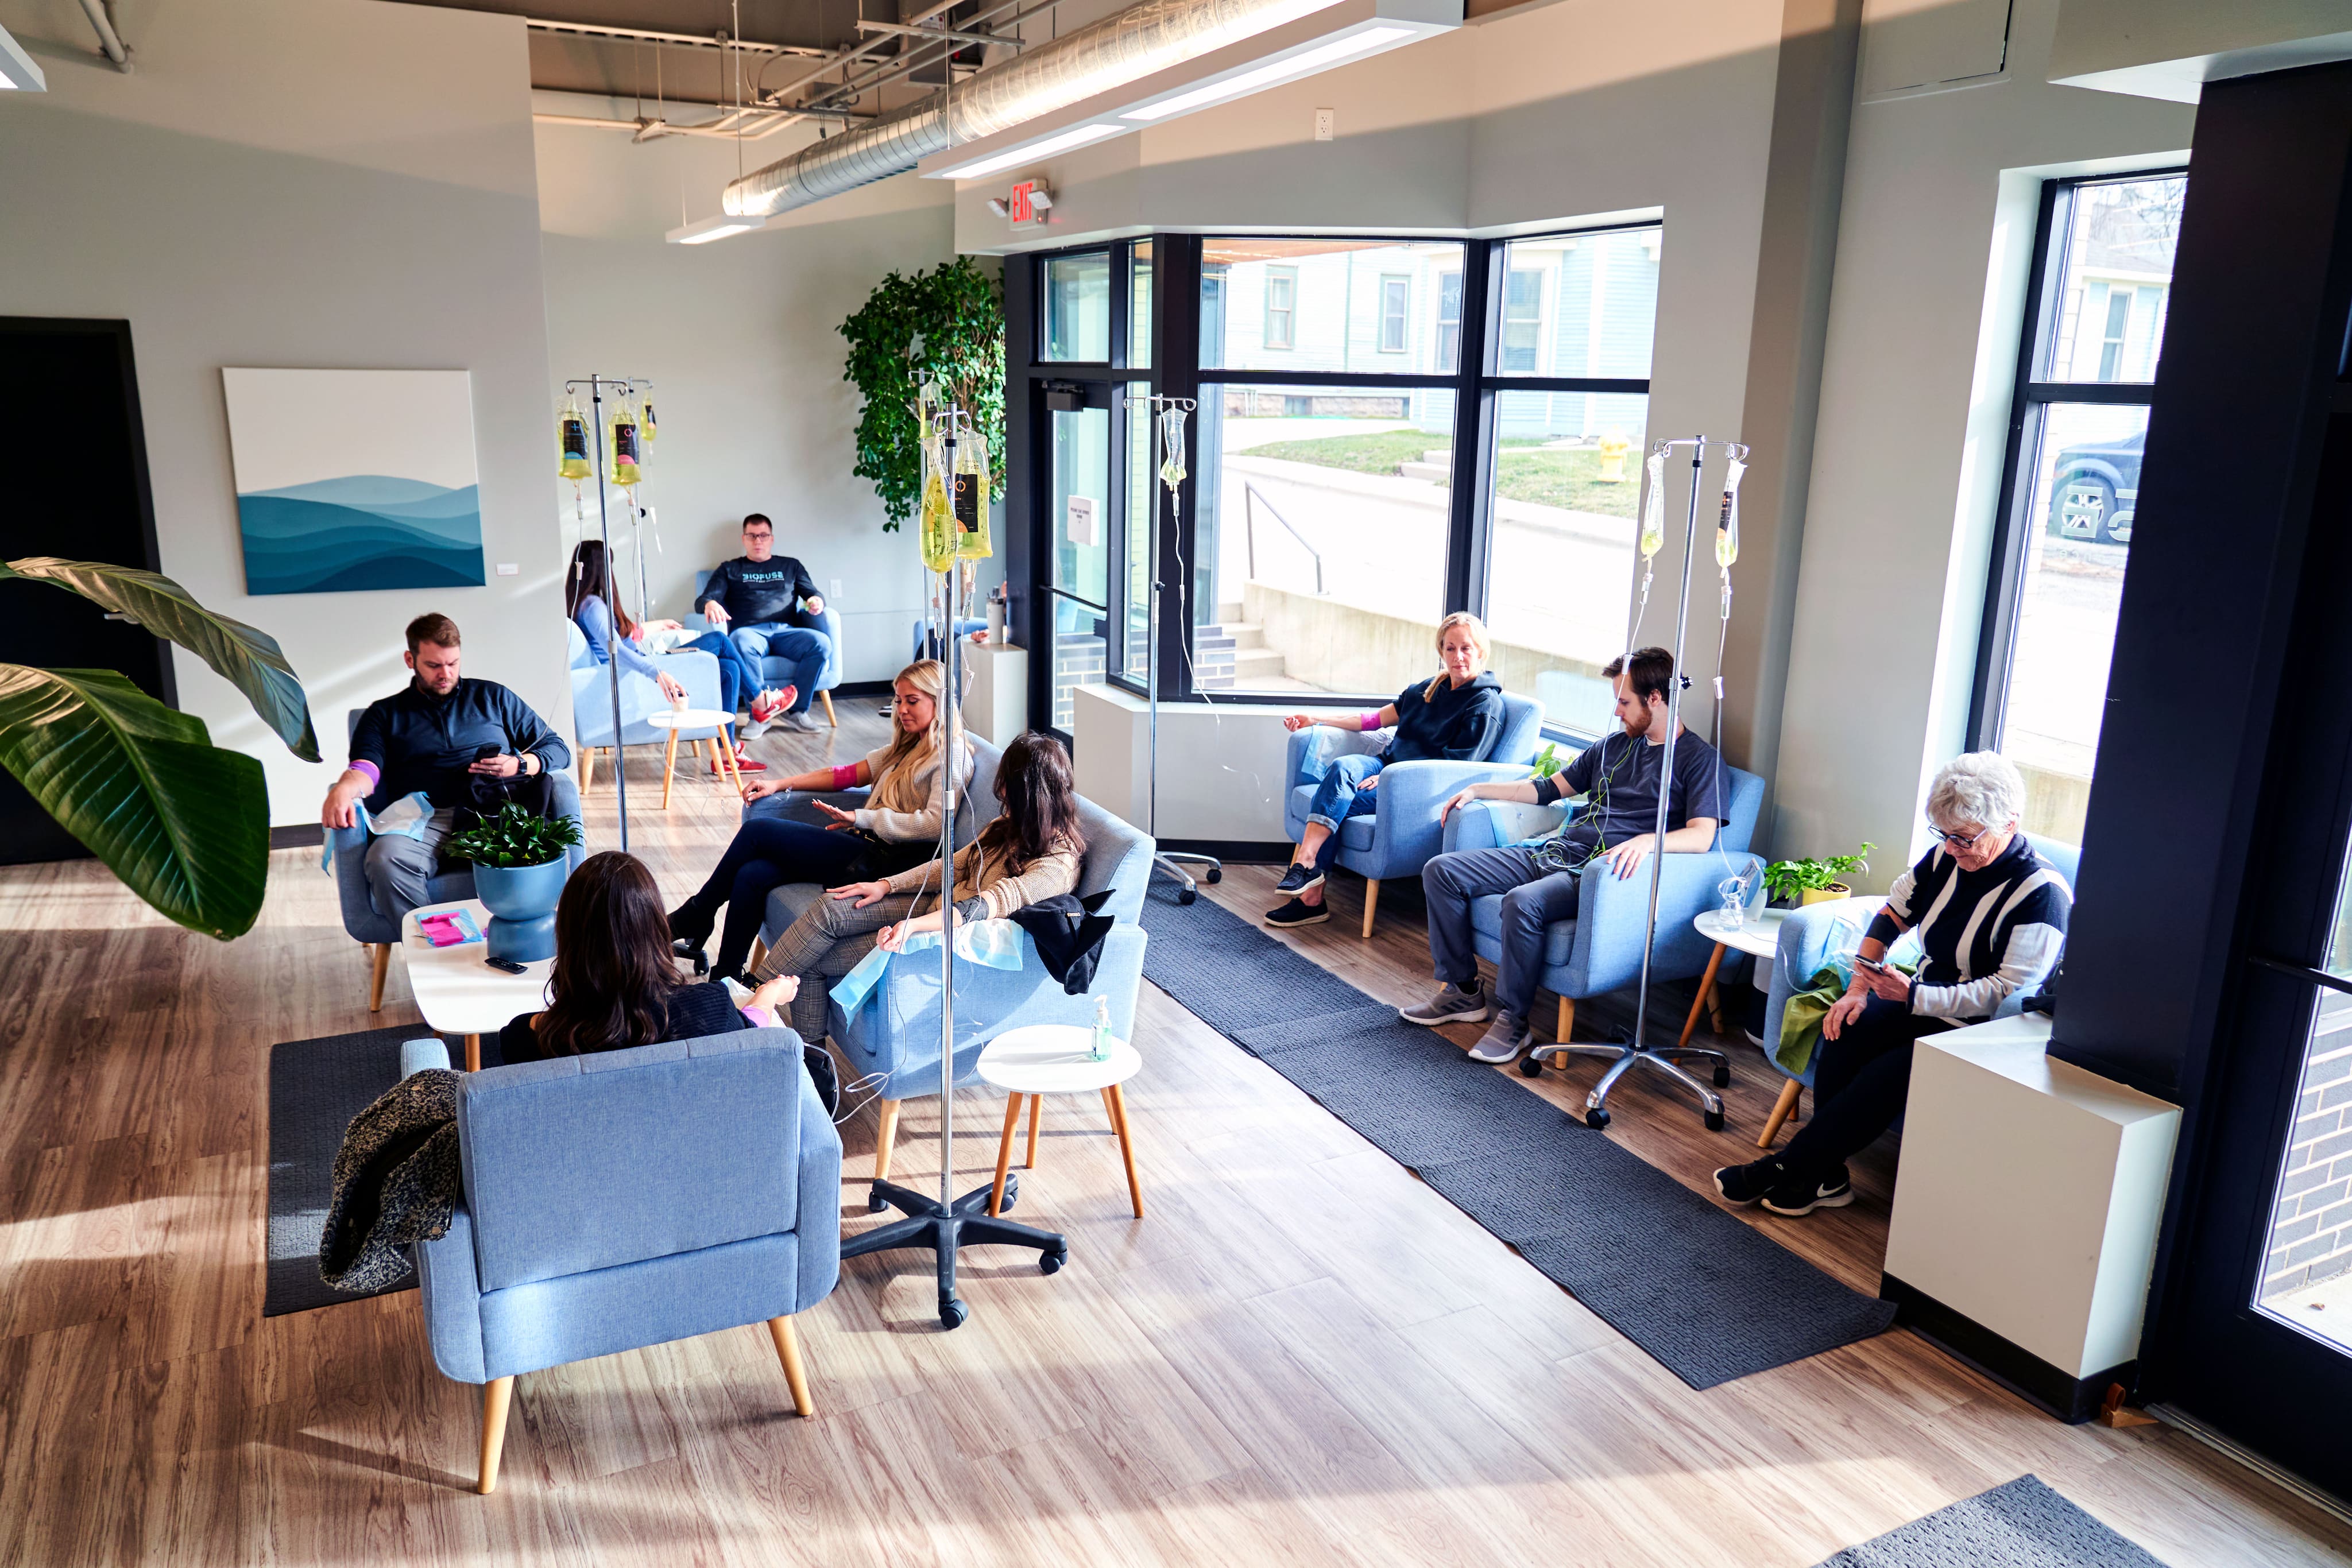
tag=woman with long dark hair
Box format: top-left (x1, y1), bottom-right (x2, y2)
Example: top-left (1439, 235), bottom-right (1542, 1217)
top-left (743, 730), bottom-right (1088, 1043)
top-left (566, 541), bottom-right (790, 772)
top-left (498, 851), bottom-right (756, 1063)
top-left (670, 660), bottom-right (970, 982)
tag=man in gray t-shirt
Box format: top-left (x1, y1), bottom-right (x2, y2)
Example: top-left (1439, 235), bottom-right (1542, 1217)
top-left (1401, 648), bottom-right (1727, 1064)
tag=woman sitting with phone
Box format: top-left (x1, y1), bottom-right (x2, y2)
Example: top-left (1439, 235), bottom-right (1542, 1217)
top-left (668, 660), bottom-right (970, 983)
top-left (741, 730), bottom-right (1085, 1045)
top-left (1712, 753), bottom-right (2071, 1217)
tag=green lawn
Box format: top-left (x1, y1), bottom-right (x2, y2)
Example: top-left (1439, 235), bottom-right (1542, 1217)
top-left (1237, 429), bottom-right (1641, 519)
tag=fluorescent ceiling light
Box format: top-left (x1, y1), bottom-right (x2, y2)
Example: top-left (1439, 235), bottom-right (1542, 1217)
top-left (1123, 25), bottom-right (1411, 121)
top-left (933, 121), bottom-right (1124, 181)
top-left (0, 24), bottom-right (46, 91)
top-left (666, 213), bottom-right (767, 245)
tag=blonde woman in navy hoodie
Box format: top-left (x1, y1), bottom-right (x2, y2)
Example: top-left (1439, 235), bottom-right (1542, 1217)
top-left (1267, 612), bottom-right (1504, 928)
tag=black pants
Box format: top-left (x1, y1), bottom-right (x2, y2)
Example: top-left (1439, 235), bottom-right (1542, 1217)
top-left (1777, 997), bottom-right (1954, 1182)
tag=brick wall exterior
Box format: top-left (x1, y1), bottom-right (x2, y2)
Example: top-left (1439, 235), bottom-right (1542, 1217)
top-left (2262, 993), bottom-right (2352, 1299)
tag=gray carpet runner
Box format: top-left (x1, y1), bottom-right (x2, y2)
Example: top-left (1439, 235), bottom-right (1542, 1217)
top-left (1809, 1476), bottom-right (2171, 1566)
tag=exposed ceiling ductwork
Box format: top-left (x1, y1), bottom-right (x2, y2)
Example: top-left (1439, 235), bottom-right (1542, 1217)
top-left (722, 0), bottom-right (1341, 218)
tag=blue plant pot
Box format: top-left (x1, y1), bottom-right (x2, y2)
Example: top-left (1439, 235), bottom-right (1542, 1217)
top-left (473, 855), bottom-right (569, 964)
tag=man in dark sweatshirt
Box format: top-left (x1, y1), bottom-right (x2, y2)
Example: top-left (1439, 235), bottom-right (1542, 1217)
top-left (320, 613), bottom-right (570, 924)
top-left (695, 513), bottom-right (828, 732)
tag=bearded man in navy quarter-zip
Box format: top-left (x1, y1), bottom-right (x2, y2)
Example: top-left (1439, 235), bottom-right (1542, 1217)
top-left (319, 613), bottom-right (571, 926)
top-left (695, 513), bottom-right (829, 733)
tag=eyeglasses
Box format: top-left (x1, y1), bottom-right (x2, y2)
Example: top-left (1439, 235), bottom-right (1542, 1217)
top-left (1928, 821), bottom-right (1991, 850)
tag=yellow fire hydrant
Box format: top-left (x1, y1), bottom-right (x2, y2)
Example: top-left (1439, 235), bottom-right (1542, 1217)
top-left (1596, 429), bottom-right (1630, 483)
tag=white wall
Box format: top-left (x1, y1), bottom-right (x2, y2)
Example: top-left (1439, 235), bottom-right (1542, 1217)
top-left (0, 0), bottom-right (566, 829)
top-left (1773, 0), bottom-right (2191, 877)
top-left (534, 105), bottom-right (975, 687)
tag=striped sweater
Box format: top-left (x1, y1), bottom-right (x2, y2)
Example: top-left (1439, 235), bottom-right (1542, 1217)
top-left (1867, 834), bottom-right (2070, 1024)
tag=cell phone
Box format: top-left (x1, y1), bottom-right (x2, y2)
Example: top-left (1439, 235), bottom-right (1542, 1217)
top-left (473, 743), bottom-right (502, 762)
top-left (485, 955), bottom-right (528, 974)
top-left (1854, 955), bottom-right (1887, 974)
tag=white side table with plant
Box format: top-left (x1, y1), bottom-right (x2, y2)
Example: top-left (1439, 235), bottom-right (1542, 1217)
top-left (1749, 841), bottom-right (1875, 1147)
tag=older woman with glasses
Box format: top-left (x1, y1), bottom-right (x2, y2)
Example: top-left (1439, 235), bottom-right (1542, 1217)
top-left (1712, 752), bottom-right (2071, 1218)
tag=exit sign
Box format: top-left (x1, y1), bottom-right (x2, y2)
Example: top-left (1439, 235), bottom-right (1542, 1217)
top-left (1008, 179), bottom-right (1050, 229)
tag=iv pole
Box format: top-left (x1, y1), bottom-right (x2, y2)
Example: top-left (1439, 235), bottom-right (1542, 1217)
top-left (1123, 394), bottom-right (1223, 904)
top-left (564, 374), bottom-right (652, 853)
top-left (837, 400), bottom-right (1068, 1331)
top-left (1522, 436), bottom-right (1747, 1132)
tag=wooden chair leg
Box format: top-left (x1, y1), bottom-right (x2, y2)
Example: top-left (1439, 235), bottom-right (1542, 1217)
top-left (1360, 878), bottom-right (1381, 939)
top-left (765, 1315), bottom-right (815, 1417)
top-left (1758, 1079), bottom-right (1803, 1149)
top-left (819, 690), bottom-right (838, 728)
top-left (873, 1098), bottom-right (901, 1186)
top-left (990, 1095), bottom-right (1023, 1217)
top-left (1677, 943), bottom-right (1727, 1051)
top-left (477, 1376), bottom-right (514, 1495)
top-left (660, 729), bottom-right (680, 811)
top-left (1026, 1094), bottom-right (1043, 1168)
top-left (1556, 995), bottom-right (1574, 1044)
top-left (369, 942), bottom-right (391, 1013)
top-left (1106, 1083), bottom-right (1144, 1219)
top-left (579, 746), bottom-right (594, 791)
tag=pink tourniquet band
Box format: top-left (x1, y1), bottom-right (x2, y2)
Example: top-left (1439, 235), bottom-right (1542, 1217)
top-left (830, 764), bottom-right (861, 789)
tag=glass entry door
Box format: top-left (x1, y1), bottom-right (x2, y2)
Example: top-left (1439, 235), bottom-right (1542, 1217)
top-left (1040, 382), bottom-right (1117, 737)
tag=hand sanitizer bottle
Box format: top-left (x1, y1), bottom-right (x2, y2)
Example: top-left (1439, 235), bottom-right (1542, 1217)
top-left (1091, 996), bottom-right (1113, 1062)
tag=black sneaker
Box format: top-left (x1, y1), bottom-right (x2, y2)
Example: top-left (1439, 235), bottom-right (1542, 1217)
top-left (1713, 1158), bottom-right (1792, 1206)
top-left (1274, 863), bottom-right (1325, 896)
top-left (1264, 898), bottom-right (1329, 928)
top-left (1761, 1171), bottom-right (1854, 1217)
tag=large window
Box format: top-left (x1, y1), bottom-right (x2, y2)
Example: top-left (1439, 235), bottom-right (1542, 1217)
top-left (1974, 172), bottom-right (2184, 842)
top-left (1008, 225), bottom-right (1661, 728)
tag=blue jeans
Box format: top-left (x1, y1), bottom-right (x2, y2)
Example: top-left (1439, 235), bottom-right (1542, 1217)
top-left (1421, 845), bottom-right (1580, 1021)
top-left (1301, 752), bottom-right (1383, 873)
top-left (730, 622), bottom-right (828, 713)
top-left (680, 630), bottom-right (765, 715)
top-left (685, 817), bottom-right (870, 979)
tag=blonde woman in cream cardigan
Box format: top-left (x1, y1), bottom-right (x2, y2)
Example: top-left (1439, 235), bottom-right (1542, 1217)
top-left (668, 659), bottom-right (972, 982)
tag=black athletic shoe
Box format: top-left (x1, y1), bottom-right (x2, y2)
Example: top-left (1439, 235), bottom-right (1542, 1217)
top-left (1273, 863), bottom-right (1325, 896)
top-left (1264, 897), bottom-right (1329, 928)
top-left (1761, 1171), bottom-right (1855, 1217)
top-left (1712, 1158), bottom-right (1791, 1206)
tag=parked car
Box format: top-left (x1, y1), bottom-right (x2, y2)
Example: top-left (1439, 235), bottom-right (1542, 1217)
top-left (2043, 428), bottom-right (2144, 545)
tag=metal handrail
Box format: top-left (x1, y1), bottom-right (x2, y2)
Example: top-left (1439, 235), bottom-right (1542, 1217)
top-left (1240, 479), bottom-right (1325, 596)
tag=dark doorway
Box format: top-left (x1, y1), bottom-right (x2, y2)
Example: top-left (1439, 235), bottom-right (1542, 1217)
top-left (0, 319), bottom-right (172, 865)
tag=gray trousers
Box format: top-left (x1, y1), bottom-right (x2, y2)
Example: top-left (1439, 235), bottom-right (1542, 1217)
top-left (363, 808), bottom-right (457, 927)
top-left (753, 891), bottom-right (921, 1042)
top-left (1420, 845), bottom-right (1581, 1021)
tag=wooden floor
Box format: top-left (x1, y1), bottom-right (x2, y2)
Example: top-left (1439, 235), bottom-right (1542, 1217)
top-left (2, 701), bottom-right (2347, 1566)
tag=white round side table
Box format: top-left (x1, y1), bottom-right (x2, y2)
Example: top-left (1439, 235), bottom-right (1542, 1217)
top-left (647, 707), bottom-right (740, 807)
top-left (1681, 906), bottom-right (1798, 1147)
top-left (976, 1023), bottom-right (1144, 1221)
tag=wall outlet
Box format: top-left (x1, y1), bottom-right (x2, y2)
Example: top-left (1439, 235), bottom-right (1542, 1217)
top-left (1314, 108), bottom-right (1335, 141)
top-left (830, 577), bottom-right (843, 603)
top-left (495, 562), bottom-right (519, 577)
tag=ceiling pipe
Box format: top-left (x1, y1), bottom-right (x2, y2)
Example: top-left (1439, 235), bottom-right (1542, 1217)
top-left (724, 0), bottom-right (1335, 217)
top-left (524, 17), bottom-right (825, 57)
top-left (78, 0), bottom-right (129, 71)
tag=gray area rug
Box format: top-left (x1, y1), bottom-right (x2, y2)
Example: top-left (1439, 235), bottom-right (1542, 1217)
top-left (1811, 1476), bottom-right (2170, 1566)
top-left (1139, 883), bottom-right (1897, 1389)
top-left (265, 1024), bottom-right (451, 1316)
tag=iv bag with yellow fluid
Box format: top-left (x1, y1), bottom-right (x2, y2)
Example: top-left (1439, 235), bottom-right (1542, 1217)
top-left (1716, 455), bottom-right (1748, 569)
top-left (951, 437), bottom-right (993, 560)
top-left (641, 400), bottom-right (657, 444)
top-left (1638, 449), bottom-right (1667, 559)
top-left (559, 398), bottom-right (592, 482)
top-left (609, 398), bottom-right (645, 488)
top-left (918, 435), bottom-right (957, 573)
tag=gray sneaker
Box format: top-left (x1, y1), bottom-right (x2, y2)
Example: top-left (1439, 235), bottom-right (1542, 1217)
top-left (779, 710), bottom-right (822, 733)
top-left (1466, 1013), bottom-right (1532, 1064)
top-left (1399, 982), bottom-right (1491, 1028)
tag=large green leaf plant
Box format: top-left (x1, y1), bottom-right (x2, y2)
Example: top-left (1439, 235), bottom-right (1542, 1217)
top-left (0, 558), bottom-right (318, 940)
top-left (838, 256), bottom-right (1005, 529)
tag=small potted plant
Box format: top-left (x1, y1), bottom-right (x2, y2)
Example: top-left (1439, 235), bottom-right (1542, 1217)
top-left (445, 803), bottom-right (583, 963)
top-left (1763, 842), bottom-right (1874, 908)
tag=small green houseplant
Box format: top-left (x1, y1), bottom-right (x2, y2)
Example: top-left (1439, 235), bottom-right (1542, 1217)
top-left (1529, 741), bottom-right (1566, 781)
top-left (839, 257), bottom-right (1005, 529)
top-left (1763, 842), bottom-right (1874, 907)
top-left (446, 803), bottom-right (582, 964)
top-left (444, 803), bottom-right (582, 870)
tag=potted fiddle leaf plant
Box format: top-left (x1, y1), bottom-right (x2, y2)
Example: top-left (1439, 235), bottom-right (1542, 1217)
top-left (1763, 842), bottom-right (1875, 907)
top-left (839, 255), bottom-right (1005, 530)
top-left (444, 803), bottom-right (582, 963)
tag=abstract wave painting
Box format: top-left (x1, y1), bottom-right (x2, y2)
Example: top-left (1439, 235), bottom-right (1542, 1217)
top-left (222, 369), bottom-right (486, 595)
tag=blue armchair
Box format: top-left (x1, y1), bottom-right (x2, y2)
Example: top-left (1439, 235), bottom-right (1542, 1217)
top-left (1441, 760), bottom-right (1767, 1046)
top-left (1755, 834), bottom-right (2080, 1146)
top-left (749, 737), bottom-right (1156, 1189)
top-left (395, 1029), bottom-right (841, 1494)
top-left (1282, 691), bottom-right (1549, 938)
top-left (331, 711), bottom-right (587, 1012)
top-left (566, 620), bottom-right (725, 793)
top-left (691, 569), bottom-right (844, 727)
